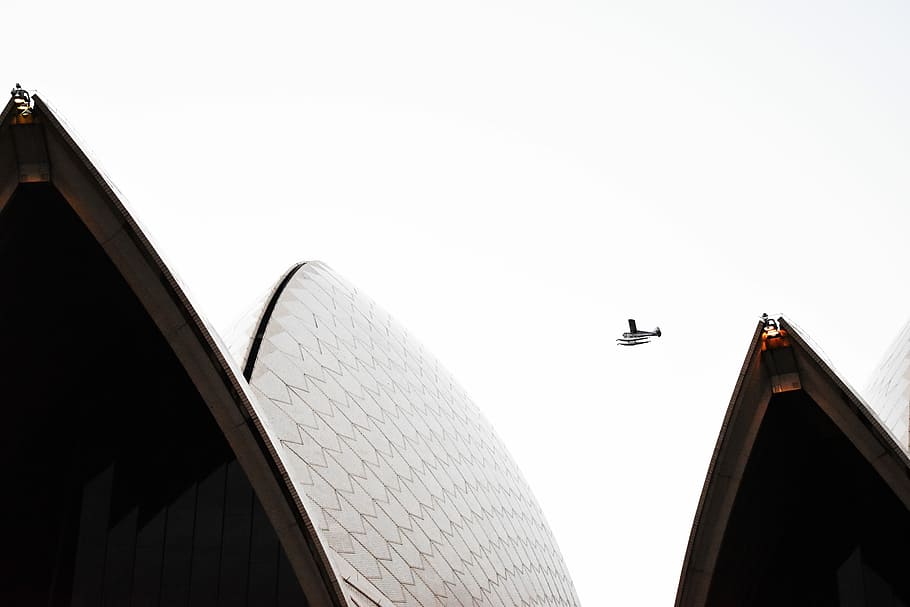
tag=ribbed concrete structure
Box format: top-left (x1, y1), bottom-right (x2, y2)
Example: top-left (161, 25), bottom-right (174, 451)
top-left (865, 320), bottom-right (910, 453)
top-left (237, 261), bottom-right (581, 607)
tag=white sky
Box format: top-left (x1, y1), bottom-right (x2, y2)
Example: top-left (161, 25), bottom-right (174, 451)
top-left (10, 1), bottom-right (910, 603)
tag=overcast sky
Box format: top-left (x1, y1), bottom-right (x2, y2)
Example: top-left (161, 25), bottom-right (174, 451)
top-left (10, 1), bottom-right (910, 603)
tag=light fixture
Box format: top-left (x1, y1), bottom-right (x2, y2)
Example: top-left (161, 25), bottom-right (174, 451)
top-left (760, 313), bottom-right (781, 339)
top-left (759, 314), bottom-right (800, 392)
top-left (761, 313), bottom-right (792, 355)
top-left (9, 83), bottom-right (31, 116)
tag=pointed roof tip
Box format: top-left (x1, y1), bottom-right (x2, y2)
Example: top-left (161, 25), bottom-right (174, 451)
top-left (759, 315), bottom-right (908, 460)
top-left (5, 84), bottom-right (34, 118)
top-left (676, 314), bottom-right (910, 607)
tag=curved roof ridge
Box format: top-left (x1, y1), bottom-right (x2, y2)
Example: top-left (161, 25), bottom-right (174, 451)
top-left (242, 261), bottom-right (306, 380)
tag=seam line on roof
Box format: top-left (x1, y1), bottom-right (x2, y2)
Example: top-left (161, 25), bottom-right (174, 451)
top-left (243, 261), bottom-right (306, 380)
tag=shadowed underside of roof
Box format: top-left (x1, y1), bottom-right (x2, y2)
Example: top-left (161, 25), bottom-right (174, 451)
top-left (0, 96), bottom-right (345, 606)
top-left (242, 261), bottom-right (581, 607)
top-left (676, 317), bottom-right (910, 607)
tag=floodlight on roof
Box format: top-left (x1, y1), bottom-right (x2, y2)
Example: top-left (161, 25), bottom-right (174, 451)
top-left (760, 312), bottom-right (780, 336)
top-left (760, 313), bottom-right (792, 354)
top-left (759, 314), bottom-right (799, 392)
top-left (10, 83), bottom-right (31, 116)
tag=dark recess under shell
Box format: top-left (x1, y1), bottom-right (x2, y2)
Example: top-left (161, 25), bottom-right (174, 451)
top-left (0, 183), bottom-right (308, 606)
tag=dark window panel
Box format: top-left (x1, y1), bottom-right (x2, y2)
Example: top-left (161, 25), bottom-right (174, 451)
top-left (247, 497), bottom-right (281, 605)
top-left (189, 465), bottom-right (228, 607)
top-left (102, 507), bottom-right (138, 606)
top-left (219, 460), bottom-right (254, 607)
top-left (160, 484), bottom-right (198, 606)
top-left (131, 508), bottom-right (167, 607)
top-left (70, 466), bottom-right (114, 607)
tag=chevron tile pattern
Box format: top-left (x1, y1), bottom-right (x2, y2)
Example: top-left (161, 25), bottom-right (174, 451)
top-left (865, 319), bottom-right (910, 453)
top-left (242, 261), bottom-right (580, 606)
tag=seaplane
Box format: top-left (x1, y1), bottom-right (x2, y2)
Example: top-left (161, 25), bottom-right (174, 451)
top-left (616, 319), bottom-right (662, 346)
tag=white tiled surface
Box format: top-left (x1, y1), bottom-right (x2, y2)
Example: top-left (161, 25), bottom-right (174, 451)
top-left (865, 319), bottom-right (910, 453)
top-left (246, 261), bottom-right (580, 606)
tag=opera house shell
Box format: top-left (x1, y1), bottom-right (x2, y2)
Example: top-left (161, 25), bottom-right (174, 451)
top-left (675, 319), bottom-right (910, 606)
top-left (0, 94), bottom-right (580, 606)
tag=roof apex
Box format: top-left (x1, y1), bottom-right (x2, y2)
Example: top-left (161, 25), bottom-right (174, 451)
top-left (676, 315), bottom-right (910, 607)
